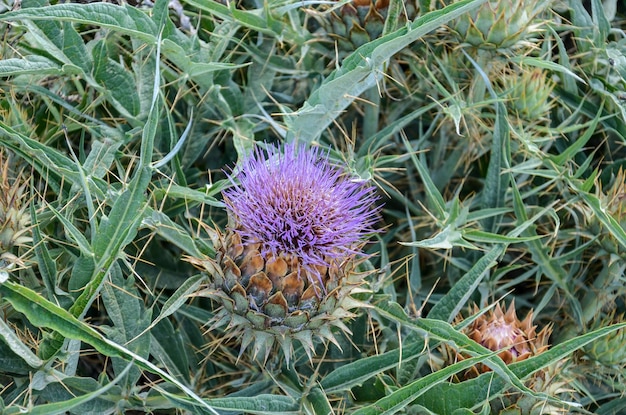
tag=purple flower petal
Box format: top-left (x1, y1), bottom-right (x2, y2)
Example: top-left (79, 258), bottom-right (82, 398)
top-left (223, 142), bottom-right (379, 273)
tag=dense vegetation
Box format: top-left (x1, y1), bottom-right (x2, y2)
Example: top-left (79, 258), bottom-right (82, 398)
top-left (1, 0), bottom-right (625, 413)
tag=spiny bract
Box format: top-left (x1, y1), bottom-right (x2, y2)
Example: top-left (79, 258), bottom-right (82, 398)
top-left (311, 0), bottom-right (419, 51)
top-left (0, 151), bottom-right (32, 283)
top-left (451, 0), bottom-right (552, 51)
top-left (191, 142), bottom-right (380, 363)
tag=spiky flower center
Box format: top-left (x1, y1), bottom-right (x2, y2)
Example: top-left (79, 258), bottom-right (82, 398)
top-left (223, 143), bottom-right (378, 274)
top-left (474, 315), bottom-right (530, 358)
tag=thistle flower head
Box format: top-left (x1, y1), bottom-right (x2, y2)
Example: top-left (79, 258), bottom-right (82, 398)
top-left (188, 142), bottom-right (381, 362)
top-left (223, 142), bottom-right (379, 276)
top-left (452, 0), bottom-right (551, 51)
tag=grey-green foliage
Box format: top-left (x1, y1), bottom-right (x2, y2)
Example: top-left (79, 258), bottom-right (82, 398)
top-left (1, 0), bottom-right (626, 413)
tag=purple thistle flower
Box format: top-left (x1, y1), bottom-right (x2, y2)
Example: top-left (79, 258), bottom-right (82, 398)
top-left (223, 142), bottom-right (379, 276)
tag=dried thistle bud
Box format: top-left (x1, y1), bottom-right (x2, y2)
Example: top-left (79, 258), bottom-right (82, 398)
top-left (445, 300), bottom-right (552, 380)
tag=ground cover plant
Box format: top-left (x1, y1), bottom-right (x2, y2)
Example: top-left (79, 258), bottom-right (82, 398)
top-left (1, 0), bottom-right (625, 413)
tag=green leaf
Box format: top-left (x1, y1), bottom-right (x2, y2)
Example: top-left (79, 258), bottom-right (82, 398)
top-left (161, 38), bottom-right (244, 77)
top-left (303, 387), bottom-right (333, 415)
top-left (0, 337), bottom-right (34, 375)
top-left (510, 177), bottom-right (582, 321)
top-left (0, 318), bottom-right (43, 369)
top-left (101, 264), bottom-right (151, 389)
top-left (415, 322), bottom-right (626, 413)
top-left (81, 138), bottom-right (123, 180)
top-left (67, 254), bottom-right (97, 295)
top-left (0, 121), bottom-right (82, 192)
top-left (2, 366), bottom-right (131, 415)
top-left (47, 204), bottom-right (93, 258)
top-left (182, 0), bottom-right (285, 36)
top-left (0, 281), bottom-right (219, 414)
top-left (92, 39), bottom-right (141, 117)
top-left (548, 105), bottom-right (602, 166)
top-left (320, 337), bottom-right (425, 394)
top-left (481, 100), bottom-right (510, 232)
top-left (160, 390), bottom-right (300, 415)
top-left (139, 50), bottom-right (160, 169)
top-left (141, 208), bottom-right (213, 257)
top-left (352, 354), bottom-right (491, 415)
top-left (42, 168), bottom-right (152, 358)
top-left (462, 230), bottom-right (544, 244)
top-left (428, 245), bottom-right (505, 322)
top-left (0, 3), bottom-right (157, 42)
top-left (154, 274), bottom-right (205, 323)
top-left (284, 0), bottom-right (487, 143)
top-left (591, 0), bottom-right (611, 44)
top-left (30, 203), bottom-right (65, 300)
top-left (400, 224), bottom-right (477, 250)
top-left (152, 183), bottom-right (225, 208)
top-left (510, 56), bottom-right (585, 84)
top-left (92, 168), bottom-right (151, 266)
top-left (402, 135), bottom-right (447, 220)
top-left (18, 0), bottom-right (91, 73)
top-left (574, 183), bottom-right (626, 251)
top-left (0, 56), bottom-right (63, 76)
top-left (149, 315), bottom-right (190, 383)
